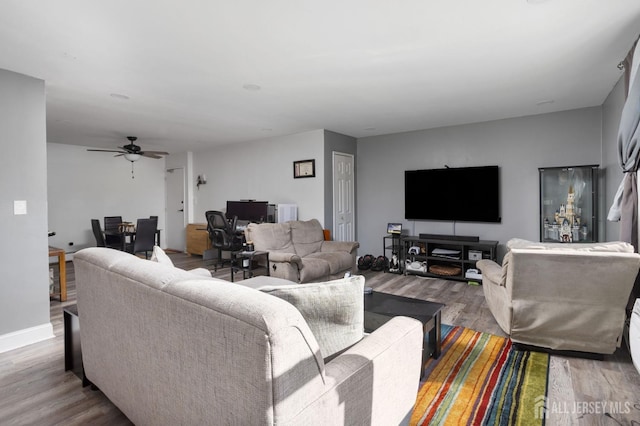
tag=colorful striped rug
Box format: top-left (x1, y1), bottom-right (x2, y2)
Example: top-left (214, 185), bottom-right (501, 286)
top-left (411, 325), bottom-right (549, 425)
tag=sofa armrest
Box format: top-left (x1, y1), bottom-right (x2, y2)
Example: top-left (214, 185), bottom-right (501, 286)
top-left (476, 259), bottom-right (503, 286)
top-left (321, 240), bottom-right (360, 254)
top-left (259, 275), bottom-right (365, 358)
top-left (267, 251), bottom-right (303, 267)
top-left (291, 316), bottom-right (423, 425)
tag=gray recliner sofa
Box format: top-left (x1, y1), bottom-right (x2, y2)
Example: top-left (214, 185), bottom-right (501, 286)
top-left (245, 218), bottom-right (359, 283)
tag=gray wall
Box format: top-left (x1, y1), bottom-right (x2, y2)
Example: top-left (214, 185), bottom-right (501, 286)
top-left (0, 69), bottom-right (51, 347)
top-left (191, 129), bottom-right (326, 224)
top-left (323, 130), bottom-right (357, 237)
top-left (356, 107), bottom-right (604, 260)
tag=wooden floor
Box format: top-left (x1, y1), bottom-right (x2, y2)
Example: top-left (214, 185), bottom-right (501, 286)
top-left (1, 252), bottom-right (639, 425)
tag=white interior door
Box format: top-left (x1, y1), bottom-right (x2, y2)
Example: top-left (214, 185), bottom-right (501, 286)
top-left (333, 152), bottom-right (355, 241)
top-left (165, 167), bottom-right (186, 251)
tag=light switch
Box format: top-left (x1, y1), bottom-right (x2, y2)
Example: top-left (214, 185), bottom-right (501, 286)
top-left (14, 200), bottom-right (27, 215)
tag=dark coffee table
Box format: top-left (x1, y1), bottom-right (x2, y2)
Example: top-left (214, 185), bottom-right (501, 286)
top-left (364, 291), bottom-right (444, 378)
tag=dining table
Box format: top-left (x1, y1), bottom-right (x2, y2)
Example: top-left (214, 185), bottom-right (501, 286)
top-left (105, 223), bottom-right (161, 251)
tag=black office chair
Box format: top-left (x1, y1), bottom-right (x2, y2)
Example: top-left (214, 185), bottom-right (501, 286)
top-left (204, 210), bottom-right (244, 271)
top-left (128, 217), bottom-right (158, 259)
top-left (104, 216), bottom-right (123, 249)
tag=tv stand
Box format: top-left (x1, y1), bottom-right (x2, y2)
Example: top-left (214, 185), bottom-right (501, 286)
top-left (401, 235), bottom-right (497, 282)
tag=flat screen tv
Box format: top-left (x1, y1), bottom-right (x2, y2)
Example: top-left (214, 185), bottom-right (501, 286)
top-left (405, 166), bottom-right (501, 223)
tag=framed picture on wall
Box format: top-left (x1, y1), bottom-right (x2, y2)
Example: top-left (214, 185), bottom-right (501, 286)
top-left (293, 159), bottom-right (315, 178)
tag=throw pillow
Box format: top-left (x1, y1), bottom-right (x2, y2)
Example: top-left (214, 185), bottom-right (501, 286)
top-left (150, 245), bottom-right (213, 277)
top-left (150, 245), bottom-right (174, 267)
top-left (258, 275), bottom-right (365, 359)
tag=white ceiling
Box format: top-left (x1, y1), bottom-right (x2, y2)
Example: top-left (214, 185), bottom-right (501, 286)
top-left (1, 0), bottom-right (639, 153)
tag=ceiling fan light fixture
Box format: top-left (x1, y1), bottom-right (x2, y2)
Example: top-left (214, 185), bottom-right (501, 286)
top-left (124, 153), bottom-right (141, 162)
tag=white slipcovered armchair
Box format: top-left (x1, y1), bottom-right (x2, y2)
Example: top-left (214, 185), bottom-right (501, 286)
top-left (477, 239), bottom-right (640, 355)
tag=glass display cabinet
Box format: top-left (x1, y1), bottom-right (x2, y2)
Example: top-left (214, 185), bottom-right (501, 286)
top-left (539, 165), bottom-right (599, 243)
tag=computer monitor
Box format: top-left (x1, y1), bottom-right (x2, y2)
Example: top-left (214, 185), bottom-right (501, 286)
top-left (226, 200), bottom-right (275, 223)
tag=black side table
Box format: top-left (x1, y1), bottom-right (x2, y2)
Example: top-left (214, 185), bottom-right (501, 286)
top-left (63, 304), bottom-right (89, 386)
top-left (230, 250), bottom-right (270, 282)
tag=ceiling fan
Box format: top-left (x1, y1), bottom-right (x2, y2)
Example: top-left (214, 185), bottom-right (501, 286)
top-left (87, 136), bottom-right (169, 162)
top-left (87, 136), bottom-right (169, 178)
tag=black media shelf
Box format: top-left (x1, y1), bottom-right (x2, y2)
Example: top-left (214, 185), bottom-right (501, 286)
top-left (399, 236), bottom-right (498, 282)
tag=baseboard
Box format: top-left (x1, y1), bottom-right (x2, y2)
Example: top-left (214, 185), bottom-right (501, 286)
top-left (0, 322), bottom-right (55, 354)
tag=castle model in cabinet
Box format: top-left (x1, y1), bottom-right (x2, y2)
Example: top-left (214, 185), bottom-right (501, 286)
top-left (539, 165), bottom-right (599, 243)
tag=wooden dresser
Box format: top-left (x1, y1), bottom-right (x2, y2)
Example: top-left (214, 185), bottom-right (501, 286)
top-left (186, 223), bottom-right (211, 255)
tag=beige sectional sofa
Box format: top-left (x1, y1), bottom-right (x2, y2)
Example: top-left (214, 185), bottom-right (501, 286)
top-left (477, 238), bottom-right (640, 355)
top-left (74, 247), bottom-right (422, 425)
top-left (245, 218), bottom-right (359, 283)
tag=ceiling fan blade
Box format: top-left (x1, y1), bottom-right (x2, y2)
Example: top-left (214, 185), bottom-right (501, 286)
top-left (142, 150), bottom-right (169, 155)
top-left (141, 152), bottom-right (163, 159)
top-left (87, 149), bottom-right (127, 153)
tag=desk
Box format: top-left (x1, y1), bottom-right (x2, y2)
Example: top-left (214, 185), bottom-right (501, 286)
top-left (48, 246), bottom-right (67, 302)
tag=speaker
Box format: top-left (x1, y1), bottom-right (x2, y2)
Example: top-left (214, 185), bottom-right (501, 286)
top-left (418, 233), bottom-right (480, 242)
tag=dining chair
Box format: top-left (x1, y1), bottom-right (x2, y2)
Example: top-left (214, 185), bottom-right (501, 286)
top-left (130, 217), bottom-right (158, 259)
top-left (91, 219), bottom-right (106, 247)
top-left (204, 210), bottom-right (244, 271)
top-left (104, 216), bottom-right (123, 248)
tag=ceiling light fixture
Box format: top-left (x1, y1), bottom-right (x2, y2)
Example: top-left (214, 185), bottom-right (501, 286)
top-left (123, 153), bottom-right (141, 162)
top-left (536, 99), bottom-right (555, 106)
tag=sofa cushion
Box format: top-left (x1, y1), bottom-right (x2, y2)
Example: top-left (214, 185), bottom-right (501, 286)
top-left (306, 251), bottom-right (354, 275)
top-left (77, 247), bottom-right (219, 291)
top-left (246, 222), bottom-right (296, 253)
top-left (290, 219), bottom-right (325, 258)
